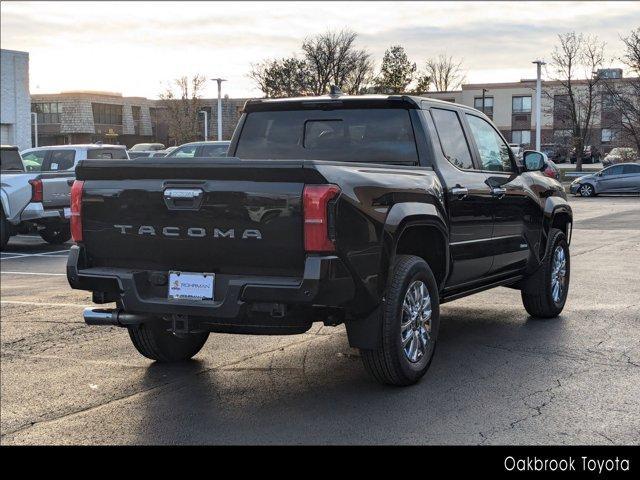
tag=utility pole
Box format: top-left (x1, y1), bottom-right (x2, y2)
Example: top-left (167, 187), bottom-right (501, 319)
top-left (211, 78), bottom-right (226, 141)
top-left (31, 112), bottom-right (38, 147)
top-left (532, 60), bottom-right (546, 151)
top-left (481, 88), bottom-right (488, 114)
top-left (199, 110), bottom-right (208, 141)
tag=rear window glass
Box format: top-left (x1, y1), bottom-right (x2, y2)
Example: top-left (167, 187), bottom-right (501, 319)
top-left (236, 109), bottom-right (418, 164)
top-left (21, 151), bottom-right (46, 171)
top-left (87, 148), bottom-right (128, 160)
top-left (0, 149), bottom-right (25, 171)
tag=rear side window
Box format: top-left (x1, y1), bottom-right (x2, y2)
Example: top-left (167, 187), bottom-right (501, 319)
top-left (430, 108), bottom-right (474, 170)
top-left (200, 144), bottom-right (228, 157)
top-left (622, 164), bottom-right (640, 174)
top-left (236, 109), bottom-right (419, 165)
top-left (0, 149), bottom-right (24, 171)
top-left (87, 148), bottom-right (128, 159)
top-left (44, 150), bottom-right (75, 171)
top-left (603, 165), bottom-right (624, 176)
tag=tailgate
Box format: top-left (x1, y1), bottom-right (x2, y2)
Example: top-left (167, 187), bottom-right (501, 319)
top-left (76, 158), bottom-right (325, 277)
top-left (41, 172), bottom-right (74, 208)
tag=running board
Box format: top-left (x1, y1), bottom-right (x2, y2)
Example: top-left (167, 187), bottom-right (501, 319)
top-left (440, 275), bottom-right (523, 303)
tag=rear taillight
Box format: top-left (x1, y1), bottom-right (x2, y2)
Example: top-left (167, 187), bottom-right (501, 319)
top-left (303, 184), bottom-right (340, 253)
top-left (70, 180), bottom-right (84, 242)
top-left (29, 179), bottom-right (43, 202)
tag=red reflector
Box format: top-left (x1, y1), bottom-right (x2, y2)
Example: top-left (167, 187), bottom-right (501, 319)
top-left (29, 179), bottom-right (43, 202)
top-left (303, 184), bottom-right (340, 253)
top-left (70, 180), bottom-right (84, 242)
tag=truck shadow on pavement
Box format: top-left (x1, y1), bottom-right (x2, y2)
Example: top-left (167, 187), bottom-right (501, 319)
top-left (129, 306), bottom-right (572, 445)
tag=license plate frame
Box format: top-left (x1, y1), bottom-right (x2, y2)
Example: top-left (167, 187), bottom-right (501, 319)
top-left (167, 271), bottom-right (215, 301)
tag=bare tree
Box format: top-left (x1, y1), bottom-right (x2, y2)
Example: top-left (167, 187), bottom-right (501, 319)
top-left (345, 50), bottom-right (374, 94)
top-left (547, 32), bottom-right (606, 171)
top-left (601, 28), bottom-right (640, 151)
top-left (422, 54), bottom-right (465, 92)
top-left (159, 75), bottom-right (207, 145)
top-left (302, 29), bottom-right (373, 95)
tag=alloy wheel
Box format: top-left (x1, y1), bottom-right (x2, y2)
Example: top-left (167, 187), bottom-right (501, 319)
top-left (400, 280), bottom-right (432, 363)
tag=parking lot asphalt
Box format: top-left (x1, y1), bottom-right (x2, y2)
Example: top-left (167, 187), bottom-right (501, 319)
top-left (1, 195), bottom-right (639, 445)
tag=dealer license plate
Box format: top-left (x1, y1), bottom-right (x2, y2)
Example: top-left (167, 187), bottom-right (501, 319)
top-left (168, 271), bottom-right (214, 300)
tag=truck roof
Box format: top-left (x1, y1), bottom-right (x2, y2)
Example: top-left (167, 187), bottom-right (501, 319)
top-left (244, 94), bottom-right (476, 114)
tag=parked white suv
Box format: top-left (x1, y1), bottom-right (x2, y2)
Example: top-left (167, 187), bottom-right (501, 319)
top-left (20, 144), bottom-right (129, 172)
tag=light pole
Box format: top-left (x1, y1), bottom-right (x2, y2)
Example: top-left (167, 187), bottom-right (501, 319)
top-left (31, 112), bottom-right (38, 147)
top-left (481, 88), bottom-right (488, 114)
top-left (532, 60), bottom-right (546, 151)
top-left (199, 110), bottom-right (208, 141)
top-left (211, 78), bottom-right (226, 141)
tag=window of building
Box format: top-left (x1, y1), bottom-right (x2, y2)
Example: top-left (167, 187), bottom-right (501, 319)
top-left (430, 108), bottom-right (474, 170)
top-left (466, 114), bottom-right (513, 173)
top-left (474, 97), bottom-right (494, 117)
top-left (512, 96), bottom-right (532, 114)
top-left (601, 128), bottom-right (614, 143)
top-left (92, 103), bottom-right (123, 125)
top-left (32, 103), bottom-right (61, 124)
top-left (512, 130), bottom-right (531, 145)
top-left (601, 93), bottom-right (616, 110)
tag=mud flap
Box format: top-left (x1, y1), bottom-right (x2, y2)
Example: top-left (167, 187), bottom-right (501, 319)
top-left (345, 306), bottom-right (382, 350)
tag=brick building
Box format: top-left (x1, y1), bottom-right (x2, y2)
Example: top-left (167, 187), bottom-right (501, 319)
top-left (428, 69), bottom-right (639, 152)
top-left (30, 92), bottom-right (250, 148)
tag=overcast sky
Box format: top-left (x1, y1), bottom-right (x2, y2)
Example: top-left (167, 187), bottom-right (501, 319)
top-left (1, 1), bottom-right (638, 99)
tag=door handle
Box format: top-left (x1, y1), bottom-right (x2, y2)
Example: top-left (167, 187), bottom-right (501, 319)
top-left (451, 186), bottom-right (468, 199)
top-left (491, 187), bottom-right (507, 199)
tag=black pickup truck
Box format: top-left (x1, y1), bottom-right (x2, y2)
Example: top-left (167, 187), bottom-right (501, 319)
top-left (67, 94), bottom-right (572, 386)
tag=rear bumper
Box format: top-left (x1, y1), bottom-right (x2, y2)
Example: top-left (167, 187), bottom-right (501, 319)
top-left (20, 202), bottom-right (68, 222)
top-left (67, 245), bottom-right (355, 330)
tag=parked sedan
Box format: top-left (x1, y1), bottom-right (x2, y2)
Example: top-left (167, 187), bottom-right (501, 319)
top-left (569, 163), bottom-right (640, 196)
top-left (165, 141), bottom-right (230, 158)
top-left (602, 147), bottom-right (638, 167)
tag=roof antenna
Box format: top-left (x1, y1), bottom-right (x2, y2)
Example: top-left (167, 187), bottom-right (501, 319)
top-left (329, 85), bottom-right (343, 97)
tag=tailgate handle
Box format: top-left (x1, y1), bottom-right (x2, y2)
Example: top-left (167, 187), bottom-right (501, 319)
top-left (163, 188), bottom-right (204, 211)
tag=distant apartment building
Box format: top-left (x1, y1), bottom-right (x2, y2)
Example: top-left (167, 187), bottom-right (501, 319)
top-left (428, 69), bottom-right (638, 152)
top-left (30, 91), bottom-right (249, 148)
top-left (1, 49), bottom-right (31, 150)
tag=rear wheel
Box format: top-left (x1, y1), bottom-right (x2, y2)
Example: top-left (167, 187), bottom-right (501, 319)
top-left (39, 223), bottom-right (71, 244)
top-left (128, 321), bottom-right (209, 362)
top-left (578, 183), bottom-right (595, 197)
top-left (360, 255), bottom-right (440, 386)
top-left (521, 228), bottom-right (570, 318)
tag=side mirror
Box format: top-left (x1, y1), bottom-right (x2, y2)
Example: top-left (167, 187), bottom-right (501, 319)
top-left (523, 150), bottom-right (545, 172)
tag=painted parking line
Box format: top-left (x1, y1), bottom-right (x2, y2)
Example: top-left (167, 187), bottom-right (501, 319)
top-left (1, 271), bottom-right (67, 276)
top-left (1, 250), bottom-right (70, 260)
top-left (1, 300), bottom-right (92, 308)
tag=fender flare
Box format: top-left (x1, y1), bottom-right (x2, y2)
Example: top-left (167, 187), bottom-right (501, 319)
top-left (346, 201), bottom-right (449, 350)
top-left (542, 196), bottom-right (573, 254)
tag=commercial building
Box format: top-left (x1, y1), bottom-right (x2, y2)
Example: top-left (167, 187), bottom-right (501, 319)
top-left (1, 49), bottom-right (31, 150)
top-left (428, 69), bottom-right (638, 152)
top-left (30, 92), bottom-right (249, 148)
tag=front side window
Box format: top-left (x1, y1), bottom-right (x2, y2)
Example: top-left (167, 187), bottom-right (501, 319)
top-left (168, 145), bottom-right (197, 158)
top-left (200, 144), bottom-right (228, 157)
top-left (466, 114), bottom-right (513, 172)
top-left (236, 108), bottom-right (418, 165)
top-left (512, 96), bottom-right (532, 114)
top-left (430, 108), bottom-right (474, 170)
top-left (21, 150), bottom-right (46, 171)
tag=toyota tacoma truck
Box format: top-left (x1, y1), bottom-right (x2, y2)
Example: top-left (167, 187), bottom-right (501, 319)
top-left (67, 94), bottom-right (572, 386)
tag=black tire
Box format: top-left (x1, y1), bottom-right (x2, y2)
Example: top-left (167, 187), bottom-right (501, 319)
top-left (360, 255), bottom-right (440, 386)
top-left (39, 223), bottom-right (71, 244)
top-left (521, 228), bottom-right (570, 318)
top-left (128, 321), bottom-right (209, 362)
top-left (1, 210), bottom-right (10, 250)
top-left (578, 183), bottom-right (596, 197)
